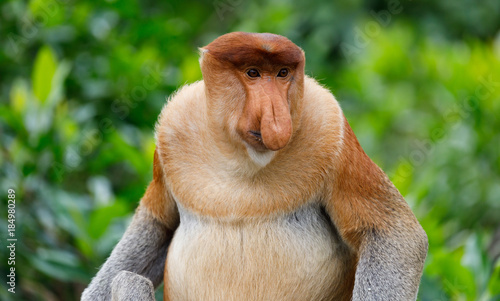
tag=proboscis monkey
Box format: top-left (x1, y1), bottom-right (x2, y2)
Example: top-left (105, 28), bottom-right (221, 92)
top-left (82, 32), bottom-right (428, 301)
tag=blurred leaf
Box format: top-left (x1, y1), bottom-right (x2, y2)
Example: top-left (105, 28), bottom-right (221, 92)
top-left (462, 234), bottom-right (491, 295)
top-left (29, 0), bottom-right (65, 27)
top-left (488, 260), bottom-right (500, 297)
top-left (88, 202), bottom-right (129, 239)
top-left (180, 55), bottom-right (202, 83)
top-left (31, 249), bottom-right (88, 282)
top-left (0, 104), bottom-right (23, 130)
top-left (427, 247), bottom-right (477, 300)
top-left (46, 60), bottom-right (71, 107)
top-left (32, 46), bottom-right (58, 104)
top-left (391, 159), bottom-right (413, 196)
top-left (107, 130), bottom-right (150, 175)
top-left (9, 78), bottom-right (28, 113)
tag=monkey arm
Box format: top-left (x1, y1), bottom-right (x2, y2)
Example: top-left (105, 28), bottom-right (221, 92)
top-left (325, 199), bottom-right (427, 301)
top-left (324, 117), bottom-right (428, 300)
top-left (82, 149), bottom-right (179, 300)
top-left (350, 220), bottom-right (428, 301)
top-left (81, 206), bottom-right (174, 300)
top-left (111, 271), bottom-right (156, 301)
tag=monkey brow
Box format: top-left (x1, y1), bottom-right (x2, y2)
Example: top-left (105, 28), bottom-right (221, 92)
top-left (214, 47), bottom-right (303, 70)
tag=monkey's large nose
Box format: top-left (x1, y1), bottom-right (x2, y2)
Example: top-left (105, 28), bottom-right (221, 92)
top-left (260, 112), bottom-right (292, 151)
top-left (240, 80), bottom-right (292, 152)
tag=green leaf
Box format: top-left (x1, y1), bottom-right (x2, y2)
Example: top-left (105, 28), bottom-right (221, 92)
top-left (488, 261), bottom-right (500, 297)
top-left (29, 0), bottom-right (64, 27)
top-left (462, 234), bottom-right (491, 295)
top-left (426, 248), bottom-right (477, 300)
top-left (44, 60), bottom-right (71, 108)
top-left (9, 78), bottom-right (28, 113)
top-left (391, 159), bottom-right (414, 196)
top-left (88, 202), bottom-right (129, 239)
top-left (32, 46), bottom-right (58, 104)
top-left (31, 249), bottom-right (88, 282)
top-left (180, 55), bottom-right (202, 83)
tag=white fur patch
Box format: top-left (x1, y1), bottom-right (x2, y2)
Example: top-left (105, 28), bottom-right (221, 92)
top-left (166, 202), bottom-right (342, 300)
top-left (245, 146), bottom-right (276, 167)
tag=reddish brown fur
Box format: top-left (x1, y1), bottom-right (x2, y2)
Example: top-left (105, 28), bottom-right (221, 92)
top-left (324, 116), bottom-right (412, 250)
top-left (204, 32), bottom-right (303, 71)
top-left (141, 149), bottom-right (179, 230)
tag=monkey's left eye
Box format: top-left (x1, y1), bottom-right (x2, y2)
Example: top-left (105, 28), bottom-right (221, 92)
top-left (277, 68), bottom-right (289, 77)
top-left (247, 69), bottom-right (260, 78)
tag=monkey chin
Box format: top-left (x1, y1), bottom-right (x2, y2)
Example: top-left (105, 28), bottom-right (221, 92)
top-left (244, 144), bottom-right (276, 167)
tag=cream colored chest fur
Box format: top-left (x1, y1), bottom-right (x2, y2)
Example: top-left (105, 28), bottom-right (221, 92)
top-left (158, 77), bottom-right (348, 300)
top-left (165, 203), bottom-right (343, 301)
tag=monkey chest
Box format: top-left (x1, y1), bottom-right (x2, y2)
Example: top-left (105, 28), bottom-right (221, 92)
top-left (165, 203), bottom-right (346, 301)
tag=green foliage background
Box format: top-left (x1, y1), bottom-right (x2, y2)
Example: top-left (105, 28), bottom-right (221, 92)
top-left (1, 0), bottom-right (499, 300)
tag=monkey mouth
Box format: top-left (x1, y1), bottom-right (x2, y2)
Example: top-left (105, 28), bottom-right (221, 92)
top-left (246, 130), bottom-right (269, 152)
top-left (249, 130), bottom-right (262, 141)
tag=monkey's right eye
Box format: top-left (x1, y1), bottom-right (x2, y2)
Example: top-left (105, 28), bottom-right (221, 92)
top-left (247, 69), bottom-right (260, 78)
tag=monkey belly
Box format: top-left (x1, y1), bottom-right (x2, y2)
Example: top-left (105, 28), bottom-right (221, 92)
top-left (165, 203), bottom-right (346, 301)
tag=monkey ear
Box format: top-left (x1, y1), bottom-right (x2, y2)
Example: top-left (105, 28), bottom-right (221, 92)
top-left (198, 47), bottom-right (209, 65)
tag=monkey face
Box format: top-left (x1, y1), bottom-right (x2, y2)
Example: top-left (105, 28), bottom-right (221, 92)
top-left (200, 32), bottom-right (305, 156)
top-left (235, 66), bottom-right (294, 152)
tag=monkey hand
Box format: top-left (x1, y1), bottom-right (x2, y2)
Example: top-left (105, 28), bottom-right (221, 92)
top-left (111, 270), bottom-right (156, 301)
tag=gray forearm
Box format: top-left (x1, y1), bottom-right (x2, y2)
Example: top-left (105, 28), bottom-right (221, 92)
top-left (111, 271), bottom-right (155, 301)
top-left (352, 229), bottom-right (428, 301)
top-left (82, 207), bottom-right (172, 301)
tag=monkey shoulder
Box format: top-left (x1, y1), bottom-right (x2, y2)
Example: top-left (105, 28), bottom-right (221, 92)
top-left (296, 76), bottom-right (346, 161)
top-left (155, 81), bottom-right (210, 160)
top-left (156, 81), bottom-right (208, 139)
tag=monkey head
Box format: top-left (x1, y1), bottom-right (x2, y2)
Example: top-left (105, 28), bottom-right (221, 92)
top-left (200, 32), bottom-right (305, 164)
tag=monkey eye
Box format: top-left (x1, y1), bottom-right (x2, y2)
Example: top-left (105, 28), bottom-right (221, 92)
top-left (247, 69), bottom-right (260, 78)
top-left (277, 68), bottom-right (289, 77)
